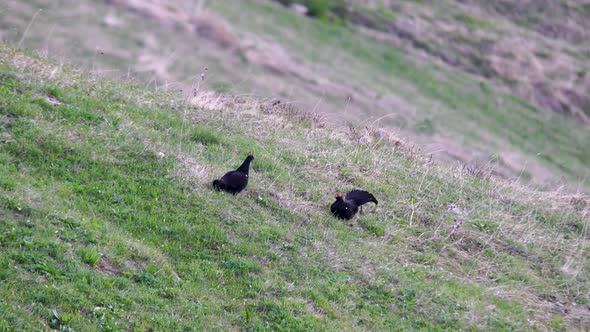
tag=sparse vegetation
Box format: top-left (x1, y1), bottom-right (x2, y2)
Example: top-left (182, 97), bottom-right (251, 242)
top-left (0, 43), bottom-right (588, 331)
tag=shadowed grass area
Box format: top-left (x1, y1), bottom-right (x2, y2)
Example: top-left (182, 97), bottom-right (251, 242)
top-left (0, 45), bottom-right (588, 330)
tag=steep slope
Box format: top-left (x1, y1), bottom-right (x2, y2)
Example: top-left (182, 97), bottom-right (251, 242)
top-left (1, 44), bottom-right (589, 330)
top-left (1, 0), bottom-right (589, 191)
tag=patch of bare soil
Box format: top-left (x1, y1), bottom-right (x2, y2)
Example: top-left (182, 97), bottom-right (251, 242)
top-left (97, 257), bottom-right (120, 276)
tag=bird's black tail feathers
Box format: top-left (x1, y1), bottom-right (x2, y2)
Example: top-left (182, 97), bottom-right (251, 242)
top-left (346, 190), bottom-right (378, 206)
top-left (212, 179), bottom-right (224, 191)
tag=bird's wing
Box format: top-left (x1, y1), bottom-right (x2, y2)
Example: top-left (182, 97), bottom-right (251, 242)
top-left (345, 190), bottom-right (378, 205)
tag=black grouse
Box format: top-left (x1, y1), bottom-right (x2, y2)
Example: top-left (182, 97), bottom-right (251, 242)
top-left (212, 154), bottom-right (254, 194)
top-left (330, 190), bottom-right (378, 220)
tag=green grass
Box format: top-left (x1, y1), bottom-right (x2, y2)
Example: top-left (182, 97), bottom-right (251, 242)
top-left (454, 13), bottom-right (495, 30)
top-left (0, 44), bottom-right (589, 330)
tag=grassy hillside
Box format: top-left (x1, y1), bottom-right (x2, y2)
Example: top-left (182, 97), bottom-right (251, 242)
top-left (1, 44), bottom-right (589, 330)
top-left (277, 0), bottom-right (590, 125)
top-left (1, 0), bottom-right (589, 192)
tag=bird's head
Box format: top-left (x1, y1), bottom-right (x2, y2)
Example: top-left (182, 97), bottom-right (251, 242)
top-left (336, 192), bottom-right (343, 199)
top-left (247, 153), bottom-right (255, 160)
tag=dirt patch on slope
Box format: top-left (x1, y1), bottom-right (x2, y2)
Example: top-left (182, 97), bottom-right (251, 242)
top-left (97, 257), bottom-right (121, 275)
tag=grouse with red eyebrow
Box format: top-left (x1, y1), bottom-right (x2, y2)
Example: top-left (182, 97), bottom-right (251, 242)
top-left (212, 154), bottom-right (254, 194)
top-left (330, 190), bottom-right (378, 220)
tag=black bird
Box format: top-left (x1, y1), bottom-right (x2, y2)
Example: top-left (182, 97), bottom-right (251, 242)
top-left (330, 190), bottom-right (378, 220)
top-left (212, 154), bottom-right (254, 194)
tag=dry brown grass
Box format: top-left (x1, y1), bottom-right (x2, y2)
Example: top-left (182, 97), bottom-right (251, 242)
top-left (109, 0), bottom-right (239, 50)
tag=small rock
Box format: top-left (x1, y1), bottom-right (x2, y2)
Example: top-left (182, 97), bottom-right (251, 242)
top-left (289, 3), bottom-right (308, 16)
top-left (447, 204), bottom-right (464, 215)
